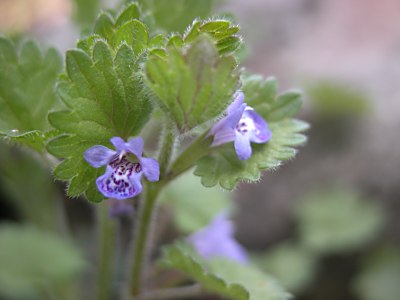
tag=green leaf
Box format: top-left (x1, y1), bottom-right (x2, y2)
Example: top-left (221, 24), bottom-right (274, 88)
top-left (160, 172), bottom-right (232, 233)
top-left (193, 74), bottom-right (307, 189)
top-left (0, 130), bottom-right (59, 152)
top-left (80, 3), bottom-right (148, 54)
top-left (195, 119), bottom-right (308, 189)
top-left (296, 188), bottom-right (385, 254)
top-left (354, 246), bottom-right (400, 300)
top-left (0, 38), bottom-right (62, 151)
top-left (251, 243), bottom-right (317, 293)
top-left (0, 225), bottom-right (85, 298)
top-left (161, 243), bottom-right (290, 300)
top-left (146, 34), bottom-right (239, 132)
top-left (48, 39), bottom-right (152, 202)
top-left (184, 19), bottom-right (242, 55)
top-left (242, 75), bottom-right (302, 122)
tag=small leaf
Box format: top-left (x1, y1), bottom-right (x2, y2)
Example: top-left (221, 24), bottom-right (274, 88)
top-left (183, 19), bottom-right (242, 55)
top-left (145, 34), bottom-right (239, 132)
top-left (0, 225), bottom-right (85, 298)
top-left (266, 91), bottom-right (302, 122)
top-left (161, 243), bottom-right (290, 300)
top-left (115, 3), bottom-right (140, 27)
top-left (113, 20), bottom-right (149, 54)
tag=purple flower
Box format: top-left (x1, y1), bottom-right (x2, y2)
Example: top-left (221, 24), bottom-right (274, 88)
top-left (84, 137), bottom-right (160, 200)
top-left (188, 213), bottom-right (248, 264)
top-left (209, 91), bottom-right (272, 160)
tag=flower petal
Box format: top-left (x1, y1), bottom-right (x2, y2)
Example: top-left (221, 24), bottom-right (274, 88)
top-left (211, 126), bottom-right (236, 147)
top-left (126, 137), bottom-right (144, 157)
top-left (84, 145), bottom-right (116, 168)
top-left (188, 213), bottom-right (248, 264)
top-left (227, 91), bottom-right (245, 114)
top-left (110, 137), bottom-right (126, 152)
top-left (234, 132), bottom-right (252, 160)
top-left (139, 157), bottom-right (160, 182)
top-left (96, 162), bottom-right (143, 200)
top-left (244, 110), bottom-right (272, 143)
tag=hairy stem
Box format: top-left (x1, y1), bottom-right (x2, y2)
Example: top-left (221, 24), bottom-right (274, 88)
top-left (97, 203), bottom-right (116, 300)
top-left (168, 131), bottom-right (212, 181)
top-left (158, 120), bottom-right (176, 176)
top-left (130, 125), bottom-right (175, 296)
top-left (136, 284), bottom-right (203, 300)
top-left (130, 184), bottom-right (160, 296)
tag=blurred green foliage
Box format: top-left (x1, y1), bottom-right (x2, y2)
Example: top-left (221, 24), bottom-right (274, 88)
top-left (160, 172), bottom-right (231, 233)
top-left (137, 0), bottom-right (213, 33)
top-left (72, 0), bottom-right (101, 28)
top-left (0, 142), bottom-right (61, 230)
top-left (354, 246), bottom-right (400, 300)
top-left (296, 188), bottom-right (384, 254)
top-left (0, 225), bottom-right (85, 299)
top-left (307, 80), bottom-right (370, 119)
top-left (252, 243), bottom-right (317, 293)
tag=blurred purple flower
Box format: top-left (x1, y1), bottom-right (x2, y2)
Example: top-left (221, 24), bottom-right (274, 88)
top-left (84, 137), bottom-right (160, 200)
top-left (188, 213), bottom-right (248, 263)
top-left (209, 91), bottom-right (272, 160)
top-left (108, 199), bottom-right (134, 218)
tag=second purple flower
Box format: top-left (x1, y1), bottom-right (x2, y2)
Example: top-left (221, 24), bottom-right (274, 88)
top-left (209, 91), bottom-right (272, 160)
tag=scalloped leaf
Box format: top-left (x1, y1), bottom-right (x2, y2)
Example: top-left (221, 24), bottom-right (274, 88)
top-left (48, 39), bottom-right (153, 202)
top-left (0, 37), bottom-right (62, 151)
top-left (161, 243), bottom-right (290, 300)
top-left (0, 130), bottom-right (59, 152)
top-left (145, 34), bottom-right (239, 133)
top-left (78, 3), bottom-right (149, 54)
top-left (193, 75), bottom-right (307, 189)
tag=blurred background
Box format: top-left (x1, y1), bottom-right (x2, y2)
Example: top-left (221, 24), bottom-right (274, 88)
top-left (0, 0), bottom-right (399, 300)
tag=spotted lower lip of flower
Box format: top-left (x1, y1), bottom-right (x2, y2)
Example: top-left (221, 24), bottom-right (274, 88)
top-left (187, 213), bottom-right (248, 264)
top-left (209, 91), bottom-right (272, 160)
top-left (83, 137), bottom-right (160, 200)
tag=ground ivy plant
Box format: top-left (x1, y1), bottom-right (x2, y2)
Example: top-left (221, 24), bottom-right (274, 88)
top-left (0, 2), bottom-right (308, 300)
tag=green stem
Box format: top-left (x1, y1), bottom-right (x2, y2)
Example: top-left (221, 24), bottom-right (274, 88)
top-left (97, 203), bottom-right (116, 300)
top-left (167, 131), bottom-right (212, 181)
top-left (130, 183), bottom-right (161, 296)
top-left (158, 120), bottom-right (176, 176)
top-left (130, 124), bottom-right (176, 296)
